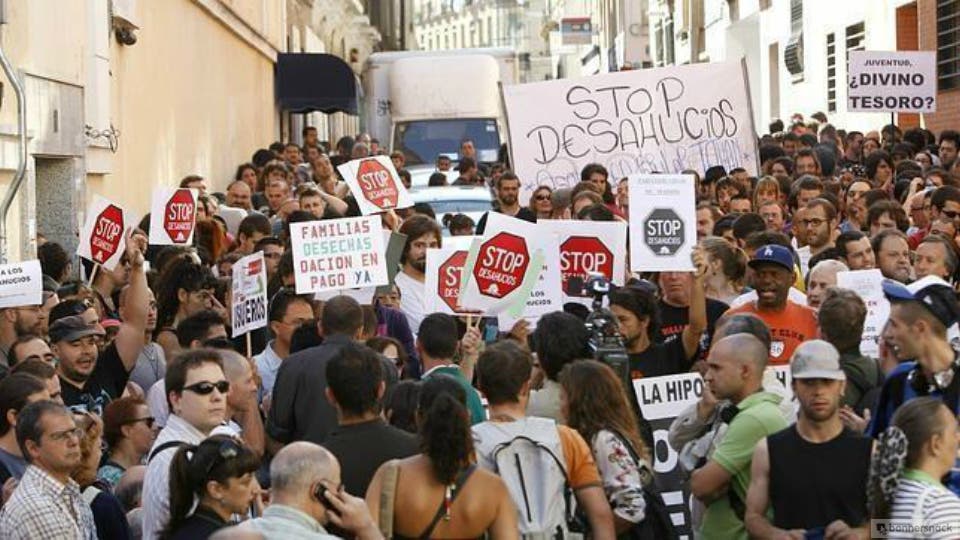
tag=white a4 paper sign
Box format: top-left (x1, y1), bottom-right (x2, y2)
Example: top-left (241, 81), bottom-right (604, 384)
top-left (628, 174), bottom-right (697, 272)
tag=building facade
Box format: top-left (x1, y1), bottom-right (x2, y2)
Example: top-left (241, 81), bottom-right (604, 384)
top-left (646, 0), bottom-right (958, 135)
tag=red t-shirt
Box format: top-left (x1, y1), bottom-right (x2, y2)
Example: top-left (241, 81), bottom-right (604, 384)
top-left (726, 300), bottom-right (819, 365)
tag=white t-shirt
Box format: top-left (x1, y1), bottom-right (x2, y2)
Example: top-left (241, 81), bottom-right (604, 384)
top-left (395, 270), bottom-right (427, 337)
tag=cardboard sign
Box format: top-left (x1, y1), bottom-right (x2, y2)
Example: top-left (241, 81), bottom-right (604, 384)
top-left (424, 237), bottom-right (481, 316)
top-left (231, 252), bottom-right (268, 336)
top-left (836, 269), bottom-right (889, 359)
top-left (77, 196), bottom-right (133, 271)
top-left (628, 174), bottom-right (697, 272)
top-left (149, 188), bottom-right (198, 245)
top-left (633, 366), bottom-right (793, 536)
top-left (498, 230), bottom-right (563, 330)
top-left (460, 213), bottom-right (545, 315)
top-left (540, 220), bottom-right (628, 306)
top-left (289, 215), bottom-right (388, 294)
top-left (0, 260), bottom-right (43, 308)
top-left (501, 60), bottom-right (759, 199)
top-left (338, 155), bottom-right (413, 214)
top-left (848, 51), bottom-right (937, 113)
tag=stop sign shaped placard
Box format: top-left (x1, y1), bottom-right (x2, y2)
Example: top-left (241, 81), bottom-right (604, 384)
top-left (163, 189), bottom-right (196, 244)
top-left (644, 208), bottom-right (685, 256)
top-left (560, 236), bottom-right (613, 296)
top-left (473, 233), bottom-right (529, 299)
top-left (357, 158), bottom-right (400, 210)
top-left (90, 204), bottom-right (124, 265)
top-left (438, 250), bottom-right (468, 312)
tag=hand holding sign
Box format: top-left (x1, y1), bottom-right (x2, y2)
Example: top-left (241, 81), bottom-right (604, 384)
top-left (691, 245), bottom-right (709, 280)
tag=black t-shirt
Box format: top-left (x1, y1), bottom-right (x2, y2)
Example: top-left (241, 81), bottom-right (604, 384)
top-left (657, 299), bottom-right (729, 362)
top-left (475, 208), bottom-right (537, 235)
top-left (628, 339), bottom-right (695, 380)
top-left (60, 342), bottom-right (130, 415)
top-left (323, 419), bottom-right (419, 496)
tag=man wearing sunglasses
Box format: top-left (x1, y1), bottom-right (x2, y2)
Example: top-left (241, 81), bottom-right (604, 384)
top-left (53, 233), bottom-right (150, 415)
top-left (142, 349), bottom-right (233, 540)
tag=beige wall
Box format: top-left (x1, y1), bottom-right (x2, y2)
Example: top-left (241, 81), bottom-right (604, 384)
top-left (0, 0), bottom-right (281, 262)
top-left (101, 0), bottom-right (280, 217)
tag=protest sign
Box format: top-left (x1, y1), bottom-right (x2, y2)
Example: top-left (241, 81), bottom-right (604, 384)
top-left (0, 260), bottom-right (42, 308)
top-left (149, 187), bottom-right (198, 245)
top-left (376, 231), bottom-right (407, 294)
top-left (498, 230), bottom-right (563, 330)
top-left (231, 252), bottom-right (268, 337)
top-left (628, 174), bottom-right (696, 272)
top-left (77, 196), bottom-right (133, 271)
top-left (848, 51), bottom-right (937, 113)
top-left (459, 213), bottom-right (545, 315)
top-left (338, 155), bottom-right (413, 214)
top-left (836, 269), bottom-right (889, 359)
top-left (289, 216), bottom-right (388, 294)
top-left (540, 220), bottom-right (627, 306)
top-left (501, 60), bottom-right (759, 199)
top-left (424, 236), bottom-right (481, 316)
top-left (633, 366), bottom-right (793, 536)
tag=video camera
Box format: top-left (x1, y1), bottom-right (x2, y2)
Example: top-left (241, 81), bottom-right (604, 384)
top-left (566, 272), bottom-right (631, 393)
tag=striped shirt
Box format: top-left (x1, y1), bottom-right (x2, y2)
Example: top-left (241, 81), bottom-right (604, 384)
top-left (889, 472), bottom-right (960, 539)
top-left (0, 464), bottom-right (96, 540)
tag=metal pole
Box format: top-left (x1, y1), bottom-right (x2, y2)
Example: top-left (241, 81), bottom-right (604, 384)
top-left (0, 19), bottom-right (27, 264)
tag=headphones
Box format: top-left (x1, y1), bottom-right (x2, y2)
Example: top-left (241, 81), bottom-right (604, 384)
top-left (907, 351), bottom-right (960, 395)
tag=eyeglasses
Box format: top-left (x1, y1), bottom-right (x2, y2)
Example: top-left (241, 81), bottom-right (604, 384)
top-left (202, 439), bottom-right (242, 478)
top-left (943, 210), bottom-right (960, 220)
top-left (183, 380), bottom-right (230, 395)
top-left (534, 194), bottom-right (551, 201)
top-left (123, 416), bottom-right (155, 429)
top-left (48, 427), bottom-right (83, 442)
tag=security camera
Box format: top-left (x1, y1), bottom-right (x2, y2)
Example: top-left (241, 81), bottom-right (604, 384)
top-left (115, 27), bottom-right (137, 46)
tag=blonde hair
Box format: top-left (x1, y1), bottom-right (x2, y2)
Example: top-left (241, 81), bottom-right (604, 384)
top-left (72, 412), bottom-right (103, 487)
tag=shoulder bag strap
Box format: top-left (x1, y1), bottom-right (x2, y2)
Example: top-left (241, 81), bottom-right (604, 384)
top-left (378, 460), bottom-right (400, 538)
top-left (148, 440), bottom-right (187, 463)
top-left (419, 465), bottom-right (477, 540)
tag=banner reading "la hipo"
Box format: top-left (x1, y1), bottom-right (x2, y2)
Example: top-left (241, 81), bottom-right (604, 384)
top-left (502, 60), bottom-right (759, 199)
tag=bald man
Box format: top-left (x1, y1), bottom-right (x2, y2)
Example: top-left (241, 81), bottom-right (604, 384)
top-left (220, 350), bottom-right (265, 459)
top-left (242, 442), bottom-right (381, 539)
top-left (806, 260), bottom-right (849, 310)
top-left (691, 334), bottom-right (790, 540)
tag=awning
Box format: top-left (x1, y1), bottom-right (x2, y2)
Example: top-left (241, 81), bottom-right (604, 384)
top-left (275, 53), bottom-right (358, 115)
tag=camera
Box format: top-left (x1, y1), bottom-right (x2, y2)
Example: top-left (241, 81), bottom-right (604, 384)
top-left (568, 272), bottom-right (631, 394)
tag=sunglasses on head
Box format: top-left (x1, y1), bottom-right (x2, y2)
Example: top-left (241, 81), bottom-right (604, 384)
top-left (201, 438), bottom-right (243, 477)
top-left (183, 380), bottom-right (230, 395)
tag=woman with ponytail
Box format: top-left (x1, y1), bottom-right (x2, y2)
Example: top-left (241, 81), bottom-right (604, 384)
top-left (700, 237), bottom-right (748, 305)
top-left (366, 375), bottom-right (517, 538)
top-left (869, 397), bottom-right (960, 532)
top-left (162, 435), bottom-right (260, 540)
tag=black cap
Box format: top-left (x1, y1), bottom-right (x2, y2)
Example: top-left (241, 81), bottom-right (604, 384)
top-left (49, 315), bottom-right (105, 343)
top-left (882, 277), bottom-right (960, 328)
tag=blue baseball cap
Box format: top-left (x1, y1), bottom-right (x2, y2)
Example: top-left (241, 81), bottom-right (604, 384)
top-left (882, 276), bottom-right (960, 328)
top-left (748, 244), bottom-right (794, 272)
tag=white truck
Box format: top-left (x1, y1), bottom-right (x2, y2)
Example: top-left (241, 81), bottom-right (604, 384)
top-left (361, 48), bottom-right (517, 185)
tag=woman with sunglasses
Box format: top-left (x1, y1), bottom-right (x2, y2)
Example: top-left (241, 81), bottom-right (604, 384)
top-left (72, 411), bottom-right (133, 540)
top-left (98, 396), bottom-right (157, 489)
top-left (163, 435), bottom-right (260, 540)
top-left (528, 185), bottom-right (553, 219)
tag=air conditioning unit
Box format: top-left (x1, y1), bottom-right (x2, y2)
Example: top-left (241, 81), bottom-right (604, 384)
top-left (784, 35), bottom-right (803, 75)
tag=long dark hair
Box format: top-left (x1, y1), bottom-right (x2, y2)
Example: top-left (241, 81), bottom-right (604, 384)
top-left (560, 360), bottom-right (650, 463)
top-left (154, 258), bottom-right (215, 331)
top-left (162, 435), bottom-right (259, 539)
top-left (418, 375), bottom-right (472, 485)
top-left (868, 397), bottom-right (950, 519)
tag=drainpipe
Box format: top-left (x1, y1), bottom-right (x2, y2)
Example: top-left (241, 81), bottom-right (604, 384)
top-left (0, 2), bottom-right (26, 264)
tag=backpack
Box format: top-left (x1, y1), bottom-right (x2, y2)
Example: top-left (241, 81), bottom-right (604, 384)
top-left (473, 418), bottom-right (581, 539)
top-left (846, 361), bottom-right (885, 415)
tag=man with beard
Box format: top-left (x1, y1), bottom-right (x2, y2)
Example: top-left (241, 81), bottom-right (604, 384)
top-left (692, 334), bottom-right (787, 540)
top-left (657, 271), bottom-right (729, 366)
top-left (872, 229), bottom-right (913, 284)
top-left (727, 245), bottom-right (818, 365)
top-left (0, 301), bottom-right (45, 369)
top-left (54, 233), bottom-right (149, 414)
top-left (839, 181), bottom-right (870, 233)
top-left (475, 172), bottom-right (536, 234)
top-left (801, 199), bottom-right (838, 260)
top-left (609, 248), bottom-right (708, 379)
top-left (745, 340), bottom-right (871, 539)
top-left (394, 215), bottom-right (441, 338)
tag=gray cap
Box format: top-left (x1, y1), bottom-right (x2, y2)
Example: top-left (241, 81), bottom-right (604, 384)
top-left (790, 339), bottom-right (845, 380)
top-left (49, 315), bottom-right (104, 343)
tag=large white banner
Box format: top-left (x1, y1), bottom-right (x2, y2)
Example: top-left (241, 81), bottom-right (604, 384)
top-left (848, 51), bottom-right (937, 113)
top-left (502, 60), bottom-right (758, 199)
top-left (628, 174), bottom-right (697, 272)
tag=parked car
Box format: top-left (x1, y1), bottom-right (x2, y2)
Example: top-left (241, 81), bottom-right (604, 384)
top-left (408, 185), bottom-right (493, 236)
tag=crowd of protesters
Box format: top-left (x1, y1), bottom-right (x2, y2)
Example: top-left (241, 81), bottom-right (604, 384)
top-left (0, 116), bottom-right (957, 539)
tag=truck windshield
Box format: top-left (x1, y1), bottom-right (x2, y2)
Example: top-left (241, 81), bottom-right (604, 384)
top-left (395, 119), bottom-right (500, 166)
